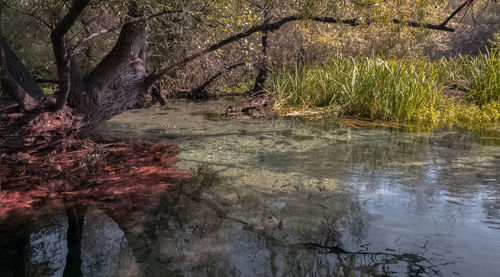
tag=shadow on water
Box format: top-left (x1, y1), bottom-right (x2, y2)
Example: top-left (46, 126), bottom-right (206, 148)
top-left (1, 100), bottom-right (499, 276)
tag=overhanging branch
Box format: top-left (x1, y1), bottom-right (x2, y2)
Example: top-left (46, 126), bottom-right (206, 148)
top-left (70, 9), bottom-right (183, 52)
top-left (145, 14), bottom-right (457, 87)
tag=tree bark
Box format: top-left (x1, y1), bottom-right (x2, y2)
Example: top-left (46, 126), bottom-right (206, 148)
top-left (0, 72), bottom-right (40, 111)
top-left (50, 0), bottom-right (91, 110)
top-left (1, 39), bottom-right (44, 100)
top-left (251, 30), bottom-right (269, 94)
top-left (251, 12), bottom-right (271, 94)
top-left (0, 5), bottom-right (41, 111)
top-left (70, 21), bottom-right (148, 127)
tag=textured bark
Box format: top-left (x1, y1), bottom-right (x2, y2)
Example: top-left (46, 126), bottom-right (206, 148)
top-left (65, 17), bottom-right (149, 127)
top-left (1, 39), bottom-right (43, 100)
top-left (0, 73), bottom-right (40, 111)
top-left (86, 57), bottom-right (148, 126)
top-left (50, 0), bottom-right (91, 110)
top-left (251, 29), bottom-right (269, 94)
top-left (85, 21), bottom-right (146, 96)
top-left (0, 5), bottom-right (41, 111)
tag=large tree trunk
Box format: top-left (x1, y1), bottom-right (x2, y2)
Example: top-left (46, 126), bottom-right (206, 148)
top-left (1, 40), bottom-right (42, 111)
top-left (72, 19), bottom-right (150, 128)
top-left (0, 1), bottom-right (153, 153)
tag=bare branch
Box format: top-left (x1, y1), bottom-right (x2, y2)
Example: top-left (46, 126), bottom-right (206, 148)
top-left (191, 62), bottom-right (246, 95)
top-left (35, 78), bottom-right (59, 84)
top-left (440, 0), bottom-right (474, 27)
top-left (3, 3), bottom-right (53, 30)
top-left (145, 14), bottom-right (456, 87)
top-left (70, 9), bottom-right (183, 52)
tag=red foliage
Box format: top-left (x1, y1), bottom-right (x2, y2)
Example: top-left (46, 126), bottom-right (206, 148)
top-left (0, 140), bottom-right (190, 220)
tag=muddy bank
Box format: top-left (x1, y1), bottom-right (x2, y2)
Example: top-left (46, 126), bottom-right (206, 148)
top-left (154, 87), bottom-right (275, 118)
top-left (224, 92), bottom-right (274, 118)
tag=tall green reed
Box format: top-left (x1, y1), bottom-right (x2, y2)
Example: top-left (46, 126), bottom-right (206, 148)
top-left (270, 51), bottom-right (499, 129)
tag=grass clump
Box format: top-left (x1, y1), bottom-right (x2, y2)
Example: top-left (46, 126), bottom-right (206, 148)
top-left (270, 51), bottom-right (499, 130)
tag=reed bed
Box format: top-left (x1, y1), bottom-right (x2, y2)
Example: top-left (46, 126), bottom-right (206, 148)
top-left (270, 51), bottom-right (499, 130)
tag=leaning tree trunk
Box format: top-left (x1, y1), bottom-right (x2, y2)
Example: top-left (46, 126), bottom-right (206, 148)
top-left (1, 39), bottom-right (44, 101)
top-left (0, 1), bottom-right (154, 153)
top-left (70, 19), bottom-right (150, 128)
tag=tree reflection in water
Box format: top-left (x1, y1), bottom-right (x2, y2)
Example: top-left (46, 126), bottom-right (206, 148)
top-left (0, 165), bottom-right (445, 277)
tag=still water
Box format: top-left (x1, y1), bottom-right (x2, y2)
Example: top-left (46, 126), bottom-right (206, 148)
top-left (1, 100), bottom-right (499, 276)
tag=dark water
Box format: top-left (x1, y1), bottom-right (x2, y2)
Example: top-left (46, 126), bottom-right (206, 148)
top-left (1, 100), bottom-right (499, 276)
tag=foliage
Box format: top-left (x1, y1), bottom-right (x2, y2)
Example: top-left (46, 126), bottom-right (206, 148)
top-left (270, 50), bottom-right (500, 130)
top-left (450, 50), bottom-right (500, 106)
top-left (2, 0), bottom-right (497, 92)
top-left (3, 0), bottom-right (500, 122)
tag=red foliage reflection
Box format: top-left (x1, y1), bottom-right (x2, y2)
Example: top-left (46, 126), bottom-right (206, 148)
top-left (0, 140), bottom-right (190, 220)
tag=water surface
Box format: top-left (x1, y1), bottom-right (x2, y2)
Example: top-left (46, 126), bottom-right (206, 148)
top-left (1, 100), bottom-right (499, 276)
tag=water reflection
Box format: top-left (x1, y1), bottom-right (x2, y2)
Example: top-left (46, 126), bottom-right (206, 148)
top-left (1, 100), bottom-right (499, 276)
top-left (26, 211), bottom-right (68, 277)
top-left (80, 210), bottom-right (138, 276)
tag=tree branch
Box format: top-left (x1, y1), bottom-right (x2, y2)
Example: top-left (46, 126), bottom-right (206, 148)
top-left (84, 2), bottom-right (147, 95)
top-left (50, 0), bottom-right (91, 110)
top-left (145, 15), bottom-right (455, 87)
top-left (35, 78), bottom-right (60, 84)
top-left (3, 3), bottom-right (53, 30)
top-left (440, 0), bottom-right (474, 27)
top-left (191, 62), bottom-right (246, 95)
top-left (70, 9), bottom-right (183, 52)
